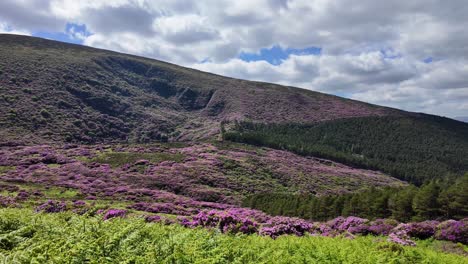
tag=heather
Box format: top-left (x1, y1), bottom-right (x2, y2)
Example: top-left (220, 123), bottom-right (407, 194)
top-left (1, 209), bottom-right (467, 263)
top-left (0, 34), bottom-right (394, 145)
top-left (0, 143), bottom-right (403, 206)
top-left (1, 178), bottom-right (467, 261)
top-left (1, 34), bottom-right (468, 263)
top-left (1, 143), bottom-right (466, 228)
top-left (1, 187), bottom-right (467, 246)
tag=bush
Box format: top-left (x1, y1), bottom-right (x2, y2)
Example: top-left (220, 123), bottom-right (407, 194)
top-left (260, 216), bottom-right (312, 238)
top-left (0, 208), bottom-right (466, 263)
top-left (435, 219), bottom-right (468, 244)
top-left (182, 210), bottom-right (259, 235)
top-left (103, 209), bottom-right (127, 220)
top-left (35, 200), bottom-right (67, 213)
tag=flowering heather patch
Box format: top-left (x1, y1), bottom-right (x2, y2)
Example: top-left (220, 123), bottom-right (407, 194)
top-left (128, 202), bottom-right (195, 216)
top-left (182, 210), bottom-right (259, 235)
top-left (73, 200), bottom-right (86, 207)
top-left (0, 195), bottom-right (17, 208)
top-left (405, 221), bottom-right (440, 239)
top-left (0, 144), bottom-right (466, 247)
top-left (338, 216), bottom-right (370, 235)
top-left (337, 217), bottom-right (368, 231)
top-left (0, 144), bottom-right (404, 208)
top-left (435, 219), bottom-right (468, 244)
top-left (16, 190), bottom-right (30, 200)
top-left (145, 215), bottom-right (162, 223)
top-left (260, 216), bottom-right (313, 238)
top-left (317, 216), bottom-right (370, 237)
top-left (388, 229), bottom-right (417, 246)
top-left (103, 209), bottom-right (127, 220)
top-left (368, 219), bottom-right (399, 235)
top-left (35, 200), bottom-right (67, 213)
top-left (225, 208), bottom-right (270, 223)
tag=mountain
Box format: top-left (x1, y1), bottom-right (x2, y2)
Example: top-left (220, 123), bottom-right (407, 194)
top-left (1, 34), bottom-right (467, 185)
top-left (455, 116), bottom-right (468, 123)
top-left (0, 34), bottom-right (397, 145)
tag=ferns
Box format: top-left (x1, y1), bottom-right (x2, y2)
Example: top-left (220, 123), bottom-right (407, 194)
top-left (0, 208), bottom-right (466, 263)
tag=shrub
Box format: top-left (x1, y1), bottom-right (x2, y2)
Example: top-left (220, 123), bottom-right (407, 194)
top-left (406, 220), bottom-right (440, 239)
top-left (260, 216), bottom-right (312, 238)
top-left (35, 200), bottom-right (67, 213)
top-left (184, 210), bottom-right (259, 235)
top-left (435, 219), bottom-right (468, 244)
top-left (388, 228), bottom-right (416, 246)
top-left (40, 109), bottom-right (51, 118)
top-left (368, 219), bottom-right (399, 236)
top-left (103, 209), bottom-right (127, 220)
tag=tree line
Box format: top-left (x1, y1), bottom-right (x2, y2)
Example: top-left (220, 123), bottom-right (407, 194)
top-left (242, 174), bottom-right (468, 222)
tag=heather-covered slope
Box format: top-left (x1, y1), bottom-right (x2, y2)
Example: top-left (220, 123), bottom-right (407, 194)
top-left (0, 34), bottom-right (395, 144)
top-left (0, 143), bottom-right (404, 206)
top-left (1, 34), bottom-right (467, 185)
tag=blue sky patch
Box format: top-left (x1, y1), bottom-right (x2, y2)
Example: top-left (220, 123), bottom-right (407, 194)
top-left (380, 48), bottom-right (401, 60)
top-left (33, 23), bottom-right (91, 45)
top-left (423, 57), bottom-right (433, 63)
top-left (239, 45), bottom-right (321, 65)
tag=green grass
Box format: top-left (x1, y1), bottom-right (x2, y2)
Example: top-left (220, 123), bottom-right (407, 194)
top-left (89, 151), bottom-right (185, 168)
top-left (0, 208), bottom-right (466, 263)
top-left (0, 166), bottom-right (15, 175)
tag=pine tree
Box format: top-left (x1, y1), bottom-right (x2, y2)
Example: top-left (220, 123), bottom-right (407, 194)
top-left (389, 186), bottom-right (417, 222)
top-left (412, 182), bottom-right (441, 221)
top-left (438, 174), bottom-right (468, 219)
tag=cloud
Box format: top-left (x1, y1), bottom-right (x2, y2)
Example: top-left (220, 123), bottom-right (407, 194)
top-left (0, 0), bottom-right (467, 118)
top-left (0, 22), bottom-right (31, 35)
top-left (153, 14), bottom-right (220, 45)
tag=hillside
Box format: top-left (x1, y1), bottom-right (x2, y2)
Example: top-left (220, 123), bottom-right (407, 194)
top-left (224, 116), bottom-right (468, 184)
top-left (0, 143), bottom-right (404, 204)
top-left (1, 34), bottom-right (468, 185)
top-left (0, 34), bottom-right (396, 144)
top-left (0, 34), bottom-right (467, 260)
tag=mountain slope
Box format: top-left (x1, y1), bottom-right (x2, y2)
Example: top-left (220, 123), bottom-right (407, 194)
top-left (0, 34), bottom-right (396, 144)
top-left (224, 116), bottom-right (468, 184)
top-left (1, 34), bottom-right (467, 185)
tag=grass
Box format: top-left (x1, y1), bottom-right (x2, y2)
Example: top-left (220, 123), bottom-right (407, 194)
top-left (0, 166), bottom-right (15, 175)
top-left (0, 208), bottom-right (466, 263)
top-left (89, 151), bottom-right (185, 168)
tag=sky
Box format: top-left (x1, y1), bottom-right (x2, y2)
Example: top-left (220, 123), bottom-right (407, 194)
top-left (1, 0), bottom-right (467, 119)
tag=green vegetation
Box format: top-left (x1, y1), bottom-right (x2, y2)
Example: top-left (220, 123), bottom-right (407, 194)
top-left (90, 151), bottom-right (185, 168)
top-left (0, 166), bottom-right (15, 175)
top-left (243, 174), bottom-right (468, 222)
top-left (219, 157), bottom-right (291, 195)
top-left (0, 208), bottom-right (466, 263)
top-left (224, 116), bottom-right (468, 184)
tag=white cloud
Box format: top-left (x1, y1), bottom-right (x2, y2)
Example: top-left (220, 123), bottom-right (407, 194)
top-left (0, 0), bottom-right (467, 118)
top-left (0, 22), bottom-right (30, 35)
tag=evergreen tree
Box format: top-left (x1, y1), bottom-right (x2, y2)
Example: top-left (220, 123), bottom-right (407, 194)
top-left (412, 182), bottom-right (441, 221)
top-left (388, 186), bottom-right (417, 222)
top-left (438, 173), bottom-right (468, 219)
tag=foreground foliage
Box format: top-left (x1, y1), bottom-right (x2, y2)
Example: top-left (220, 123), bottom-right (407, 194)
top-left (0, 208), bottom-right (466, 263)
